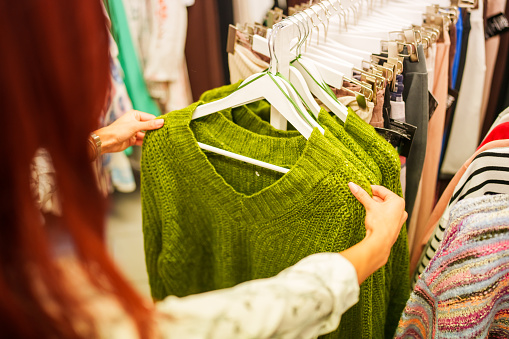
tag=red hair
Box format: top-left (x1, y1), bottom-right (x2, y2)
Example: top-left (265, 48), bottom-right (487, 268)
top-left (0, 1), bottom-right (152, 338)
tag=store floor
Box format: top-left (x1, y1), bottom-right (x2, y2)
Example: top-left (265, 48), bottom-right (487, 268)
top-left (106, 185), bottom-right (151, 297)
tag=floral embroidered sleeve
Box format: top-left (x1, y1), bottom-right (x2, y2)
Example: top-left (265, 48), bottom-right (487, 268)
top-left (155, 253), bottom-right (359, 339)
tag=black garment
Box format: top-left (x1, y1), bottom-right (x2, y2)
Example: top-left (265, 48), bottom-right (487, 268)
top-left (383, 84), bottom-right (391, 129)
top-left (403, 45), bottom-right (429, 223)
top-left (215, 0), bottom-right (234, 84)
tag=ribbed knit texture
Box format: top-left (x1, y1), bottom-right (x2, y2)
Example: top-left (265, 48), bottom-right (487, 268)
top-left (395, 194), bottom-right (509, 338)
top-left (340, 111), bottom-right (410, 338)
top-left (142, 85), bottom-right (409, 338)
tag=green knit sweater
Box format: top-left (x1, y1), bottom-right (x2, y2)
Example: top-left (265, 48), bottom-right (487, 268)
top-left (200, 84), bottom-right (409, 336)
top-left (339, 112), bottom-right (410, 338)
top-left (142, 88), bottom-right (409, 339)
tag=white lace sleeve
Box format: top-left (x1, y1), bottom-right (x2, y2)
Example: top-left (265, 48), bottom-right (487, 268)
top-left (155, 253), bottom-right (359, 339)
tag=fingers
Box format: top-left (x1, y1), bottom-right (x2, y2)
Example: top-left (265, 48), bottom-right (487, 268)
top-left (133, 132), bottom-right (145, 147)
top-left (138, 118), bottom-right (165, 132)
top-left (136, 111), bottom-right (158, 122)
top-left (348, 182), bottom-right (373, 209)
top-left (400, 211), bottom-right (408, 225)
top-left (370, 185), bottom-right (395, 201)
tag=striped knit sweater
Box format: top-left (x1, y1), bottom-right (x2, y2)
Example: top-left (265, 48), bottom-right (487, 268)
top-left (142, 89), bottom-right (408, 338)
top-left (396, 194), bottom-right (509, 338)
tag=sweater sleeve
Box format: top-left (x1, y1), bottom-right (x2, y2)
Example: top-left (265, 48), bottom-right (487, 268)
top-left (141, 164), bottom-right (167, 301)
top-left (154, 253), bottom-right (360, 339)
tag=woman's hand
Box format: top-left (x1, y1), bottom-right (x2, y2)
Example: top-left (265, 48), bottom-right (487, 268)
top-left (349, 183), bottom-right (407, 248)
top-left (94, 110), bottom-right (165, 155)
top-left (339, 183), bottom-right (407, 284)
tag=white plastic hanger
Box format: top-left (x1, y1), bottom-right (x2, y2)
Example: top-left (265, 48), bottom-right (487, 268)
top-left (191, 27), bottom-right (321, 174)
top-left (289, 11), bottom-right (348, 121)
top-left (270, 23), bottom-right (324, 129)
top-left (285, 20), bottom-right (322, 118)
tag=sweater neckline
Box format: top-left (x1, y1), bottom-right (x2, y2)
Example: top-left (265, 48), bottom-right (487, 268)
top-left (169, 102), bottom-right (346, 223)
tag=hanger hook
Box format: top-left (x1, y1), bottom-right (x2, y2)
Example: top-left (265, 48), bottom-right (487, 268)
top-left (267, 24), bottom-right (275, 73)
top-left (294, 12), bottom-right (310, 54)
top-left (316, 1), bottom-right (331, 42)
top-left (309, 7), bottom-right (323, 45)
top-left (272, 24), bottom-right (280, 74)
top-left (334, 0), bottom-right (348, 32)
top-left (326, 0), bottom-right (339, 12)
top-left (300, 10), bottom-right (316, 48)
top-left (286, 16), bottom-right (303, 57)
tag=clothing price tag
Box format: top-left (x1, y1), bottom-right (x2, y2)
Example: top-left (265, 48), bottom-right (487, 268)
top-left (428, 91), bottom-right (438, 120)
top-left (485, 13), bottom-right (509, 40)
top-left (375, 120), bottom-right (417, 158)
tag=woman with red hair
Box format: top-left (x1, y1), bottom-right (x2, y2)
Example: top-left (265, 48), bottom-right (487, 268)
top-left (0, 1), bottom-right (406, 338)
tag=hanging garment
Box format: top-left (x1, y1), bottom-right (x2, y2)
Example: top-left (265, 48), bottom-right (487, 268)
top-left (485, 105), bottom-right (509, 136)
top-left (390, 74), bottom-right (406, 194)
top-left (402, 45), bottom-right (429, 224)
top-left (232, 0), bottom-right (274, 25)
top-left (440, 2), bottom-right (486, 175)
top-left (197, 84), bottom-right (410, 332)
top-left (480, 0), bottom-right (508, 129)
top-left (410, 139), bottom-right (509, 278)
top-left (413, 147), bottom-right (509, 286)
top-left (451, 8), bottom-right (464, 88)
top-left (142, 102), bottom-right (375, 339)
top-left (184, 0), bottom-right (225, 101)
top-left (481, 4), bottom-right (509, 139)
top-left (141, 99), bottom-right (408, 339)
top-left (453, 10), bottom-right (472, 91)
top-left (337, 96), bottom-right (374, 124)
top-left (228, 44), bottom-right (269, 84)
top-left (447, 19), bottom-right (457, 89)
top-left (31, 149), bottom-right (60, 215)
top-left (106, 0), bottom-right (161, 116)
top-left (407, 30), bottom-right (451, 256)
top-left (396, 194), bottom-right (509, 339)
top-left (478, 121), bottom-right (509, 149)
top-left (123, 0), bottom-right (191, 112)
top-left (369, 88), bottom-right (386, 128)
top-left (425, 42), bottom-right (437, 92)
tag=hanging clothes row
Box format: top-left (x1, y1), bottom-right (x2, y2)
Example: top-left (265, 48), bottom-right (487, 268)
top-left (141, 0), bottom-right (509, 337)
top-left (397, 1), bottom-right (509, 334)
top-left (227, 1), bottom-right (454, 229)
top-left (408, 0), bottom-right (509, 273)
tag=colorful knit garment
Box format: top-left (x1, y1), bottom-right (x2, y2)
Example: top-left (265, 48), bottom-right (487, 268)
top-left (395, 194), bottom-right (509, 338)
